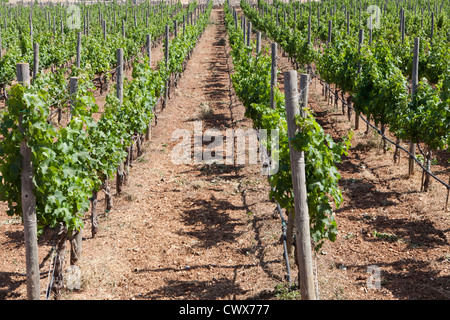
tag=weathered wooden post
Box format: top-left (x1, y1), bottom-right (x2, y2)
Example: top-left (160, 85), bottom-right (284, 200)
top-left (327, 20), bottom-right (332, 47)
top-left (347, 11), bottom-right (350, 36)
top-left (430, 12), bottom-right (434, 44)
top-left (17, 63), bottom-right (40, 300)
top-left (270, 42), bottom-right (277, 109)
top-left (76, 31), bottom-right (81, 69)
top-left (29, 13), bottom-right (33, 48)
top-left (242, 16), bottom-right (246, 43)
top-left (68, 77), bottom-right (82, 284)
top-left (103, 19), bottom-right (107, 41)
top-left (256, 31), bottom-right (261, 54)
top-left (69, 77), bottom-right (78, 121)
top-left (32, 43), bottom-right (39, 82)
top-left (284, 70), bottom-right (316, 300)
top-left (116, 48), bottom-right (124, 105)
top-left (409, 37), bottom-right (419, 177)
top-left (355, 29), bottom-right (364, 130)
top-left (174, 19), bottom-right (178, 37)
top-left (247, 21), bottom-right (252, 47)
top-left (146, 34), bottom-right (151, 68)
top-left (116, 48), bottom-right (124, 194)
top-left (163, 24), bottom-right (169, 109)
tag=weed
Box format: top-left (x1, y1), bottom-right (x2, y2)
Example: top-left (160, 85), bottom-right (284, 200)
top-left (274, 282), bottom-right (301, 300)
top-left (372, 230), bottom-right (399, 242)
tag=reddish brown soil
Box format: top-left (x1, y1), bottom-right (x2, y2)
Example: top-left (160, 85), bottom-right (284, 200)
top-left (1, 7), bottom-right (449, 300)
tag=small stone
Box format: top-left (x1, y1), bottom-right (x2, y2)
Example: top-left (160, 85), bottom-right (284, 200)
top-left (64, 265), bottom-right (81, 291)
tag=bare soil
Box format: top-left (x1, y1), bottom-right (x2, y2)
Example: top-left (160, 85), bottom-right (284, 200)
top-left (0, 7), bottom-right (449, 301)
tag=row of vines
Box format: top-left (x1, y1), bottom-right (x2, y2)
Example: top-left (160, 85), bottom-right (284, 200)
top-left (224, 1), bottom-right (352, 251)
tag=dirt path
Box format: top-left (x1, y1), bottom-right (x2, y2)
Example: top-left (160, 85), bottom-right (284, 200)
top-left (74, 7), bottom-right (287, 300)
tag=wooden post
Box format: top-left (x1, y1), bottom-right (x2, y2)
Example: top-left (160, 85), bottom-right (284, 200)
top-left (401, 12), bottom-right (405, 43)
top-left (327, 20), bottom-right (332, 47)
top-left (270, 43), bottom-right (277, 109)
top-left (86, 13), bottom-right (89, 37)
top-left (103, 20), bottom-right (106, 41)
top-left (356, 29), bottom-right (364, 130)
top-left (29, 14), bottom-right (33, 48)
top-left (256, 31), bottom-right (261, 54)
top-left (60, 20), bottom-right (64, 42)
top-left (317, 5), bottom-right (320, 30)
top-left (242, 16), bottom-right (246, 43)
top-left (69, 229), bottom-right (82, 266)
top-left (76, 32), bottom-right (81, 69)
top-left (347, 11), bottom-right (350, 36)
top-left (430, 12), bottom-right (434, 43)
top-left (446, 177), bottom-right (450, 211)
top-left (284, 70), bottom-right (316, 300)
top-left (146, 33), bottom-right (152, 140)
top-left (247, 21), bottom-right (252, 47)
top-left (174, 19), bottom-right (178, 37)
top-left (286, 207), bottom-right (295, 256)
top-left (91, 191), bottom-right (98, 237)
top-left (164, 24), bottom-right (169, 109)
top-left (116, 48), bottom-right (124, 194)
top-left (409, 37), bottom-right (419, 177)
top-left (307, 14), bottom-right (311, 44)
top-left (116, 48), bottom-right (124, 105)
top-left (32, 43), bottom-right (39, 82)
top-left (69, 77), bottom-right (78, 120)
top-left (17, 63), bottom-right (40, 300)
top-left (146, 34), bottom-right (151, 68)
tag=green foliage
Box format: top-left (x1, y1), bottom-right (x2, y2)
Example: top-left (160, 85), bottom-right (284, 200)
top-left (0, 1), bottom-right (212, 235)
top-left (248, 0), bottom-right (450, 165)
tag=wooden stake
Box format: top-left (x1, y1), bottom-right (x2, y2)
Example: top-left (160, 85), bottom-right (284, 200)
top-left (91, 191), bottom-right (98, 237)
top-left (247, 21), bottom-right (252, 47)
top-left (164, 25), bottom-right (169, 109)
top-left (446, 177), bottom-right (450, 211)
top-left (17, 63), bottom-right (40, 300)
top-left (76, 32), bottom-right (81, 69)
top-left (256, 31), bottom-right (261, 54)
top-left (69, 77), bottom-right (78, 122)
top-left (146, 34), bottom-right (152, 68)
top-left (32, 43), bottom-right (39, 82)
top-left (284, 70), bottom-right (316, 300)
top-left (409, 37), bottom-right (419, 177)
top-left (356, 29), bottom-right (364, 130)
top-left (270, 42), bottom-right (277, 110)
top-left (116, 48), bottom-right (124, 104)
top-left (116, 48), bottom-right (124, 194)
top-left (327, 20), bottom-right (332, 47)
